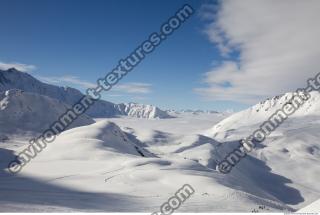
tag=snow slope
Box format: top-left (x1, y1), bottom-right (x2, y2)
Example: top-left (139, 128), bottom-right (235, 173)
top-left (298, 199), bottom-right (320, 212)
top-left (110, 112), bottom-right (320, 211)
top-left (25, 120), bottom-right (152, 161)
top-left (208, 91), bottom-right (320, 140)
top-left (0, 118), bottom-right (293, 212)
top-left (0, 81), bottom-right (319, 212)
top-left (203, 91), bottom-right (320, 210)
top-left (0, 89), bottom-right (94, 134)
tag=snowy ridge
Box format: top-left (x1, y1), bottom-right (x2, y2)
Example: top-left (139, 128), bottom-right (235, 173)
top-left (202, 91), bottom-right (320, 210)
top-left (208, 91), bottom-right (320, 138)
top-left (0, 68), bottom-right (169, 119)
top-left (29, 120), bottom-right (152, 161)
top-left (0, 89), bottom-right (94, 134)
top-left (12, 119), bottom-right (293, 212)
top-left (116, 102), bottom-right (172, 119)
top-left (0, 68), bottom-right (118, 118)
top-left (0, 90), bottom-right (319, 211)
top-left (1, 69), bottom-right (318, 212)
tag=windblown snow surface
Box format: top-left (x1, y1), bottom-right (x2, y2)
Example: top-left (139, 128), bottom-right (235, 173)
top-left (298, 199), bottom-right (320, 213)
top-left (0, 92), bottom-right (319, 212)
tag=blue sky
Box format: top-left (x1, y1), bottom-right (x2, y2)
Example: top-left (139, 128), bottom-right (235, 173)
top-left (0, 0), bottom-right (248, 111)
top-left (3, 0), bottom-right (316, 112)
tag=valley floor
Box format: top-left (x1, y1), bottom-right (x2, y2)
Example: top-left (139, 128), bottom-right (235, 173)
top-left (0, 112), bottom-right (319, 212)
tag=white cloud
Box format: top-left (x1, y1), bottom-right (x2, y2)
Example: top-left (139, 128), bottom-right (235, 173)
top-left (196, 0), bottom-right (320, 104)
top-left (38, 75), bottom-right (152, 95)
top-left (113, 83), bottom-right (152, 94)
top-left (38, 75), bottom-right (96, 89)
top-left (107, 94), bottom-right (125, 97)
top-left (0, 61), bottom-right (36, 72)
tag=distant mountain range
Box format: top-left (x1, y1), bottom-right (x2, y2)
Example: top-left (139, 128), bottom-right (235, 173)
top-left (0, 68), bottom-right (171, 119)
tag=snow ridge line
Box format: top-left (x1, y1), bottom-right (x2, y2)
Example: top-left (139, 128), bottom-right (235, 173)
top-left (217, 72), bottom-right (320, 174)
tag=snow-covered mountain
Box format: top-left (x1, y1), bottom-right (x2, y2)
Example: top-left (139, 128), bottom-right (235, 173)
top-left (3, 118), bottom-right (294, 212)
top-left (208, 91), bottom-right (320, 139)
top-left (2, 69), bottom-right (318, 212)
top-left (202, 91), bottom-right (320, 210)
top-left (0, 68), bottom-right (118, 118)
top-left (1, 88), bottom-right (319, 212)
top-left (27, 120), bottom-right (153, 161)
top-left (0, 89), bottom-right (94, 134)
top-left (116, 102), bottom-right (172, 119)
top-left (0, 68), bottom-right (171, 119)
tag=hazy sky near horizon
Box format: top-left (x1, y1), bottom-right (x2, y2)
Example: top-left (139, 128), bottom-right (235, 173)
top-left (1, 0), bottom-right (319, 111)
